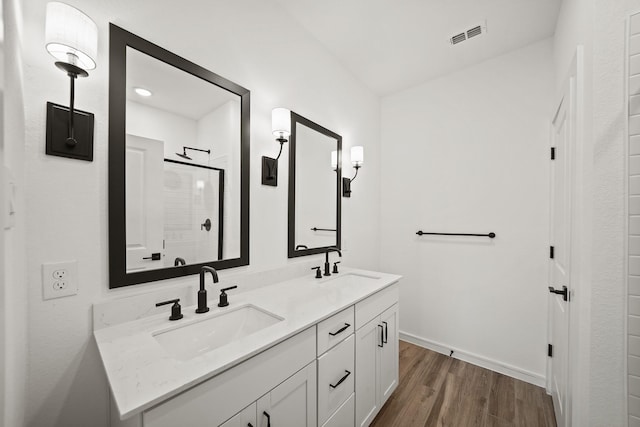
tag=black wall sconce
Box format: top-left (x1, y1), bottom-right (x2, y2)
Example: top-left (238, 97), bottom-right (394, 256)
top-left (262, 108), bottom-right (291, 186)
top-left (343, 146), bottom-right (364, 198)
top-left (45, 2), bottom-right (98, 162)
top-left (176, 146), bottom-right (211, 160)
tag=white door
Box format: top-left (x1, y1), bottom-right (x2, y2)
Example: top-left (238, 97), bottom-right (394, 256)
top-left (548, 51), bottom-right (580, 427)
top-left (125, 134), bottom-right (165, 271)
top-left (355, 318), bottom-right (380, 427)
top-left (256, 361), bottom-right (317, 427)
top-left (378, 304), bottom-right (398, 405)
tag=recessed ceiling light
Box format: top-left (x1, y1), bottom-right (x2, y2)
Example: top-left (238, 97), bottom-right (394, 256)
top-left (134, 87), bottom-right (152, 97)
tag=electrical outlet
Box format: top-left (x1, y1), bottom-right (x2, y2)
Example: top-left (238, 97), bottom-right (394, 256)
top-left (42, 261), bottom-right (78, 300)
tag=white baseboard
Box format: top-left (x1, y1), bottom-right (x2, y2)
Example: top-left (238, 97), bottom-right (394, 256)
top-left (399, 331), bottom-right (546, 388)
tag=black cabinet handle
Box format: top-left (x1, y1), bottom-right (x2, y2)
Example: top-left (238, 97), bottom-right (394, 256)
top-left (548, 285), bottom-right (569, 302)
top-left (263, 411), bottom-right (271, 427)
top-left (378, 324), bottom-right (384, 347)
top-left (247, 424), bottom-right (253, 427)
top-left (329, 323), bottom-right (351, 336)
top-left (142, 252), bottom-right (161, 261)
top-left (329, 370), bottom-right (351, 389)
top-left (382, 321), bottom-right (388, 344)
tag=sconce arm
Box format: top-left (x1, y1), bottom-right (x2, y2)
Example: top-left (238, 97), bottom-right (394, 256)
top-left (275, 140), bottom-right (285, 161)
top-left (350, 166), bottom-right (360, 183)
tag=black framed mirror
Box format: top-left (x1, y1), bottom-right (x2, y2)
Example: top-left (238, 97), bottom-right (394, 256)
top-left (288, 112), bottom-right (341, 258)
top-left (109, 24), bottom-right (250, 288)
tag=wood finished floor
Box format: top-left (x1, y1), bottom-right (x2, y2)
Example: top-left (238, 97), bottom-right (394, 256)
top-left (371, 341), bottom-right (556, 427)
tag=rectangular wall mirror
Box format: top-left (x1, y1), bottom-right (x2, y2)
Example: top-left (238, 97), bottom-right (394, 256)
top-left (109, 25), bottom-right (250, 288)
top-left (288, 112), bottom-right (341, 257)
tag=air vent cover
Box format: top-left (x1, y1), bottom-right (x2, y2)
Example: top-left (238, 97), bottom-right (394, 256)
top-left (449, 22), bottom-right (486, 45)
top-left (450, 32), bottom-right (466, 45)
top-left (467, 25), bottom-right (482, 39)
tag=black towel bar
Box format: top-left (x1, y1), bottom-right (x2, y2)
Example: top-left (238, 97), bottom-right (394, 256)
top-left (416, 231), bottom-right (496, 239)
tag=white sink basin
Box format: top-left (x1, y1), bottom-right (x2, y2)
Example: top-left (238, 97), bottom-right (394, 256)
top-left (153, 304), bottom-right (284, 360)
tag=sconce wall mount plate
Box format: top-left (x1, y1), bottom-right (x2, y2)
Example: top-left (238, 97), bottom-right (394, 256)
top-left (342, 177), bottom-right (352, 198)
top-left (46, 102), bottom-right (95, 161)
top-left (262, 156), bottom-right (278, 186)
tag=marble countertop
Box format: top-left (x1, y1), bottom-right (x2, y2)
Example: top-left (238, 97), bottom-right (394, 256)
top-left (93, 268), bottom-right (401, 419)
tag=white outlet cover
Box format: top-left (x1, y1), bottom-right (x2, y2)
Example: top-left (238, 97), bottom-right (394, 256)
top-left (42, 260), bottom-right (78, 300)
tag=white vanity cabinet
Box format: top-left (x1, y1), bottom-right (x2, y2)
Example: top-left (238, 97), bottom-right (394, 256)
top-left (355, 285), bottom-right (399, 427)
top-left (108, 279), bottom-right (400, 427)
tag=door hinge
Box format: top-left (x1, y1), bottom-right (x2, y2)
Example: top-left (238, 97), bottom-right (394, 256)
top-left (548, 344), bottom-right (553, 357)
top-left (551, 147), bottom-right (556, 160)
top-left (550, 246), bottom-right (555, 259)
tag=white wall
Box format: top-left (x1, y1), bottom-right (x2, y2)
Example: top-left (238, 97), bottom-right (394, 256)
top-left (0, 25), bottom-right (5, 427)
top-left (16, 0), bottom-right (381, 426)
top-left (554, 0), bottom-right (632, 425)
top-left (3, 0), bottom-right (27, 426)
top-left (380, 39), bottom-right (554, 384)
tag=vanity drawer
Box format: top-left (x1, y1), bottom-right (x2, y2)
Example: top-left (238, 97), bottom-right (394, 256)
top-left (322, 393), bottom-right (354, 427)
top-left (355, 283), bottom-right (399, 330)
top-left (317, 334), bottom-right (355, 426)
top-left (317, 306), bottom-right (355, 356)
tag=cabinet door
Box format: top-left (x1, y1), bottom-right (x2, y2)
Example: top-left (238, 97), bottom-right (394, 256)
top-left (219, 402), bottom-right (257, 427)
top-left (355, 318), bottom-right (381, 427)
top-left (378, 304), bottom-right (398, 405)
top-left (257, 361), bottom-right (317, 427)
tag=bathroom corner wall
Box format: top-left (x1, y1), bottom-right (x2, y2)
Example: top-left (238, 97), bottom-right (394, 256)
top-left (17, 1), bottom-right (381, 426)
top-left (3, 0), bottom-right (28, 425)
top-left (380, 39), bottom-right (554, 385)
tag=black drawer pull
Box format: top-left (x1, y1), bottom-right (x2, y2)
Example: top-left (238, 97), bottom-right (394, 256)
top-left (382, 321), bottom-right (388, 344)
top-left (142, 252), bottom-right (161, 261)
top-left (263, 411), bottom-right (271, 427)
top-left (329, 323), bottom-right (351, 336)
top-left (329, 370), bottom-right (351, 389)
top-left (378, 324), bottom-right (384, 347)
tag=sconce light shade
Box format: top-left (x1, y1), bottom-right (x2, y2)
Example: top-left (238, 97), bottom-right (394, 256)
top-left (272, 108), bottom-right (291, 142)
top-left (351, 146), bottom-right (364, 168)
top-left (331, 151), bottom-right (338, 169)
top-left (45, 2), bottom-right (98, 72)
top-left (343, 146), bottom-right (364, 198)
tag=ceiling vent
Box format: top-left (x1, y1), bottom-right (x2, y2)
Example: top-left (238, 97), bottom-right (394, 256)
top-left (450, 32), bottom-right (466, 45)
top-left (449, 22), bottom-right (486, 45)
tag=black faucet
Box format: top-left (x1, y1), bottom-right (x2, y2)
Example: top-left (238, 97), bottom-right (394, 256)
top-left (197, 266), bottom-right (218, 313)
top-left (324, 247), bottom-right (342, 276)
top-left (174, 257), bottom-right (186, 266)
